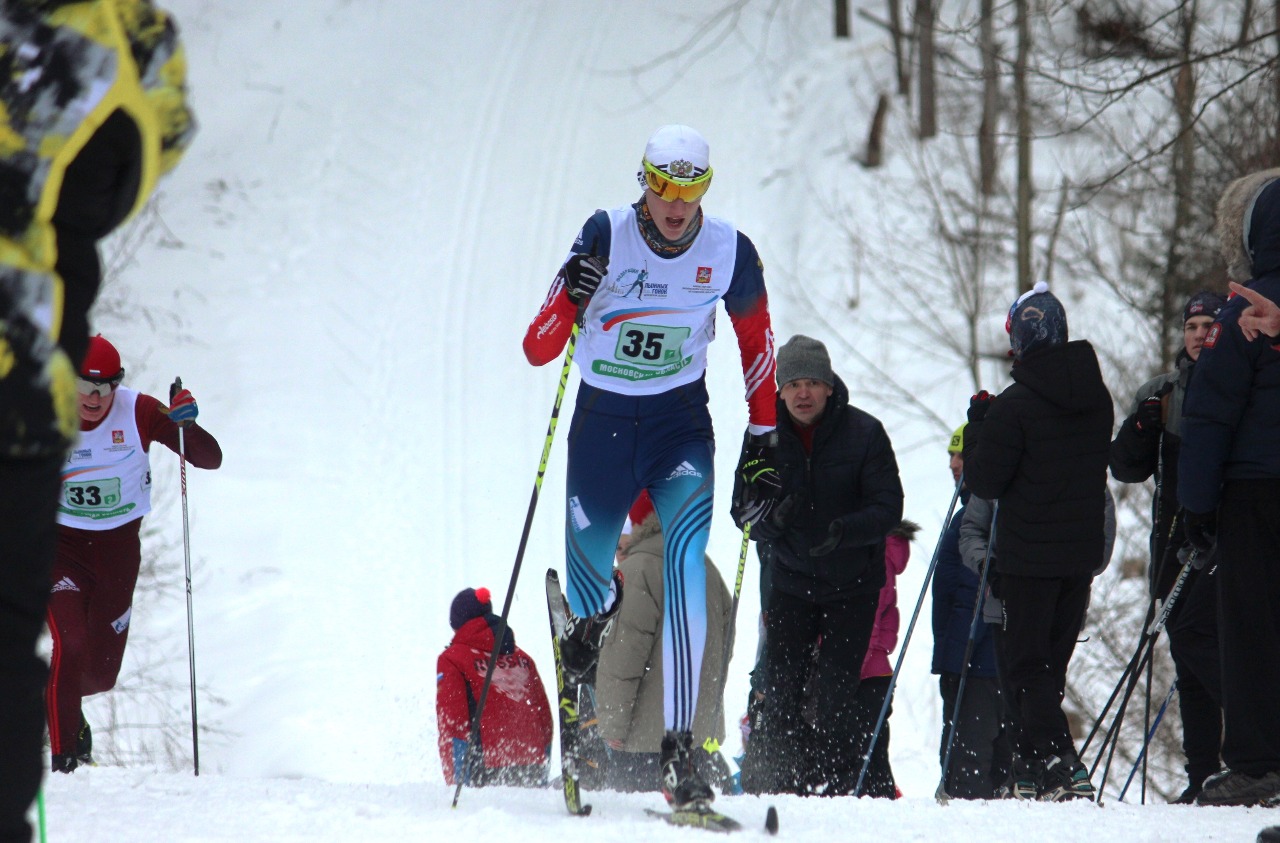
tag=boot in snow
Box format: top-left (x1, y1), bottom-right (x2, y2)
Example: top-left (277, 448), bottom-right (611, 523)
top-left (661, 730), bottom-right (715, 810)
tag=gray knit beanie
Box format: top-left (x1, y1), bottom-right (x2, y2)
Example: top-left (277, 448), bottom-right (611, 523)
top-left (776, 335), bottom-right (834, 387)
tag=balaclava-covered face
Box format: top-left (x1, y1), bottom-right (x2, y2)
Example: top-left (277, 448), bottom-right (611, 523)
top-left (1007, 281), bottom-right (1068, 360)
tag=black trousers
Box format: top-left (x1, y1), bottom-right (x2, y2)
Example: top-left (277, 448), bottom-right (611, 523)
top-left (1218, 480), bottom-right (1280, 776)
top-left (996, 572), bottom-right (1091, 761)
top-left (756, 589), bottom-right (877, 795)
top-left (939, 672), bottom-right (1011, 798)
top-left (1165, 562), bottom-right (1222, 785)
top-left (851, 675), bottom-right (897, 798)
top-left (0, 456), bottom-right (60, 843)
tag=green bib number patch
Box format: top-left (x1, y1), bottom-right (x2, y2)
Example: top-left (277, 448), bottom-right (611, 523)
top-left (593, 322), bottom-right (692, 382)
top-left (59, 477), bottom-right (134, 520)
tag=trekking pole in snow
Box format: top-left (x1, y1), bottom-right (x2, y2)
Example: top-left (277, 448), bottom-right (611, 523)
top-left (936, 501), bottom-right (998, 804)
top-left (171, 377), bottom-right (200, 776)
top-left (854, 473), bottom-right (965, 797)
top-left (452, 305), bottom-right (585, 809)
top-left (1090, 550), bottom-right (1199, 802)
top-left (1079, 518), bottom-right (1184, 759)
top-left (1118, 679), bottom-right (1177, 803)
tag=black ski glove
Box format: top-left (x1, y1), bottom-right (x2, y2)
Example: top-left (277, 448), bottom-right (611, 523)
top-left (1134, 396), bottom-right (1163, 435)
top-left (967, 390), bottom-right (994, 424)
top-left (1134, 382), bottom-right (1171, 435)
top-left (810, 520), bottom-right (844, 557)
top-left (735, 431), bottom-right (782, 526)
top-left (1182, 508), bottom-right (1217, 556)
top-left (564, 254), bottom-right (607, 304)
top-left (744, 493), bottom-right (799, 540)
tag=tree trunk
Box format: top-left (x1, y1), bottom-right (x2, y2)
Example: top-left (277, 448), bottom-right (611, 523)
top-left (978, 0), bottom-right (999, 196)
top-left (915, 0), bottom-right (937, 139)
top-left (1015, 0), bottom-right (1032, 293)
top-left (865, 93), bottom-right (891, 168)
top-left (888, 0), bottom-right (909, 96)
top-left (835, 0), bottom-right (851, 38)
top-left (1162, 5), bottom-right (1199, 369)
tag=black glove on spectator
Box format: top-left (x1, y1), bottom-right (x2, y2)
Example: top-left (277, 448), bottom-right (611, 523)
top-left (968, 390), bottom-right (993, 424)
top-left (564, 254), bottom-right (607, 303)
top-left (1182, 508), bottom-right (1217, 556)
top-left (1134, 395), bottom-right (1164, 434)
top-left (810, 520), bottom-right (844, 557)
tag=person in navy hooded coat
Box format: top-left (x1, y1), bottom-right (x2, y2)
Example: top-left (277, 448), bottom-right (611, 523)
top-left (1178, 168), bottom-right (1280, 808)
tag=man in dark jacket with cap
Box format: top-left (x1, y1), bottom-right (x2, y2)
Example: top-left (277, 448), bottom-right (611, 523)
top-left (1179, 168), bottom-right (1280, 808)
top-left (1110, 289), bottom-right (1226, 803)
top-left (734, 334), bottom-right (903, 796)
top-left (963, 282), bottom-right (1113, 802)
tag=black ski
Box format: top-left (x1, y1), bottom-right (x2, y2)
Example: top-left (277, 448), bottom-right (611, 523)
top-left (546, 569), bottom-right (591, 816)
top-left (645, 807), bottom-right (745, 834)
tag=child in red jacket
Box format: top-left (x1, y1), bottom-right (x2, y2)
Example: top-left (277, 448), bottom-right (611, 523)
top-left (437, 588), bottom-right (553, 787)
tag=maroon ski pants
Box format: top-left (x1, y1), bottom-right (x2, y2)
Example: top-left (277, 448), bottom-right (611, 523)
top-left (45, 520), bottom-right (142, 755)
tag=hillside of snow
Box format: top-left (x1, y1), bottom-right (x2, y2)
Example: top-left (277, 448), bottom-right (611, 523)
top-left (33, 1), bottom-right (1277, 840)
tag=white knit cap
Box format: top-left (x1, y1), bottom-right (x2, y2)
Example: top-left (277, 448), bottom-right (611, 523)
top-left (643, 124), bottom-right (710, 178)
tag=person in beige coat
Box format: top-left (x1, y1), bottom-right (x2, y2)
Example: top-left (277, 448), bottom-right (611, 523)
top-left (595, 492), bottom-right (735, 792)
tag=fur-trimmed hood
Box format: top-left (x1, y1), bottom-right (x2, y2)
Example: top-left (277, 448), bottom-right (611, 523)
top-left (1216, 167), bottom-right (1280, 281)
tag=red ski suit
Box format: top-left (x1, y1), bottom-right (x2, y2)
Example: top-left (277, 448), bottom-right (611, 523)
top-left (46, 392), bottom-right (221, 756)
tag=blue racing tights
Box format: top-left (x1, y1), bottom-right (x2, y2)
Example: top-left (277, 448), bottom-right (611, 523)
top-left (564, 378), bottom-right (714, 732)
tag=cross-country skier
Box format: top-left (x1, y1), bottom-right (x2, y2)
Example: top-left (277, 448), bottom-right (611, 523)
top-left (47, 336), bottom-right (221, 772)
top-left (523, 124), bottom-right (778, 810)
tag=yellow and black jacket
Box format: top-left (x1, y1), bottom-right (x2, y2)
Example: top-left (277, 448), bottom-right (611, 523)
top-left (0, 0), bottom-right (194, 457)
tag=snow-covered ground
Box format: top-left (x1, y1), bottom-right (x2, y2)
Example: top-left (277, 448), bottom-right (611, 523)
top-left (33, 1), bottom-right (1277, 840)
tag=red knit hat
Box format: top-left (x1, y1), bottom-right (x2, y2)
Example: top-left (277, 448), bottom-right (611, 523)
top-left (80, 335), bottom-right (123, 380)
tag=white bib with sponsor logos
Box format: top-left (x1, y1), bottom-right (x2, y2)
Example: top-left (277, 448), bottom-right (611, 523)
top-left (575, 206), bottom-right (739, 396)
top-left (57, 388), bottom-right (151, 530)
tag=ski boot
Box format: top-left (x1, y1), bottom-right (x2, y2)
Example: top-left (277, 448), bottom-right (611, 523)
top-left (52, 716), bottom-right (96, 773)
top-left (559, 570), bottom-right (623, 683)
top-left (1039, 753), bottom-right (1095, 802)
top-left (75, 716), bottom-right (95, 766)
top-left (661, 730), bottom-right (715, 811)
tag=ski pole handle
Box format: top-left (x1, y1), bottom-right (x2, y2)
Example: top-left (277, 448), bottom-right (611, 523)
top-left (170, 376), bottom-right (183, 403)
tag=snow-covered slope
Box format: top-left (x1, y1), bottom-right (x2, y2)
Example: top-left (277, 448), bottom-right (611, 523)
top-left (37, 1), bottom-right (1275, 840)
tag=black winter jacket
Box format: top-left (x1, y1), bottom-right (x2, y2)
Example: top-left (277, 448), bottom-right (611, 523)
top-left (963, 340), bottom-right (1114, 579)
top-left (737, 375), bottom-right (904, 602)
top-left (1109, 351), bottom-right (1195, 597)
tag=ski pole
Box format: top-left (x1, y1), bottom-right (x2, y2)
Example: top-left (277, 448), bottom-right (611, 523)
top-left (171, 377), bottom-right (200, 776)
top-left (707, 522), bottom-right (751, 788)
top-left (854, 473), bottom-right (965, 797)
top-left (453, 305), bottom-right (585, 809)
top-left (1142, 638), bottom-right (1153, 803)
top-left (37, 787), bottom-right (45, 843)
top-left (1091, 552), bottom-right (1197, 802)
top-left (1118, 679), bottom-right (1177, 802)
top-left (936, 501), bottom-right (998, 804)
top-left (1079, 526), bottom-right (1185, 759)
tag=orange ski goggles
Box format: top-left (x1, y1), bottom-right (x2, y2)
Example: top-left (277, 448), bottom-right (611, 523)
top-left (640, 159), bottom-right (713, 203)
